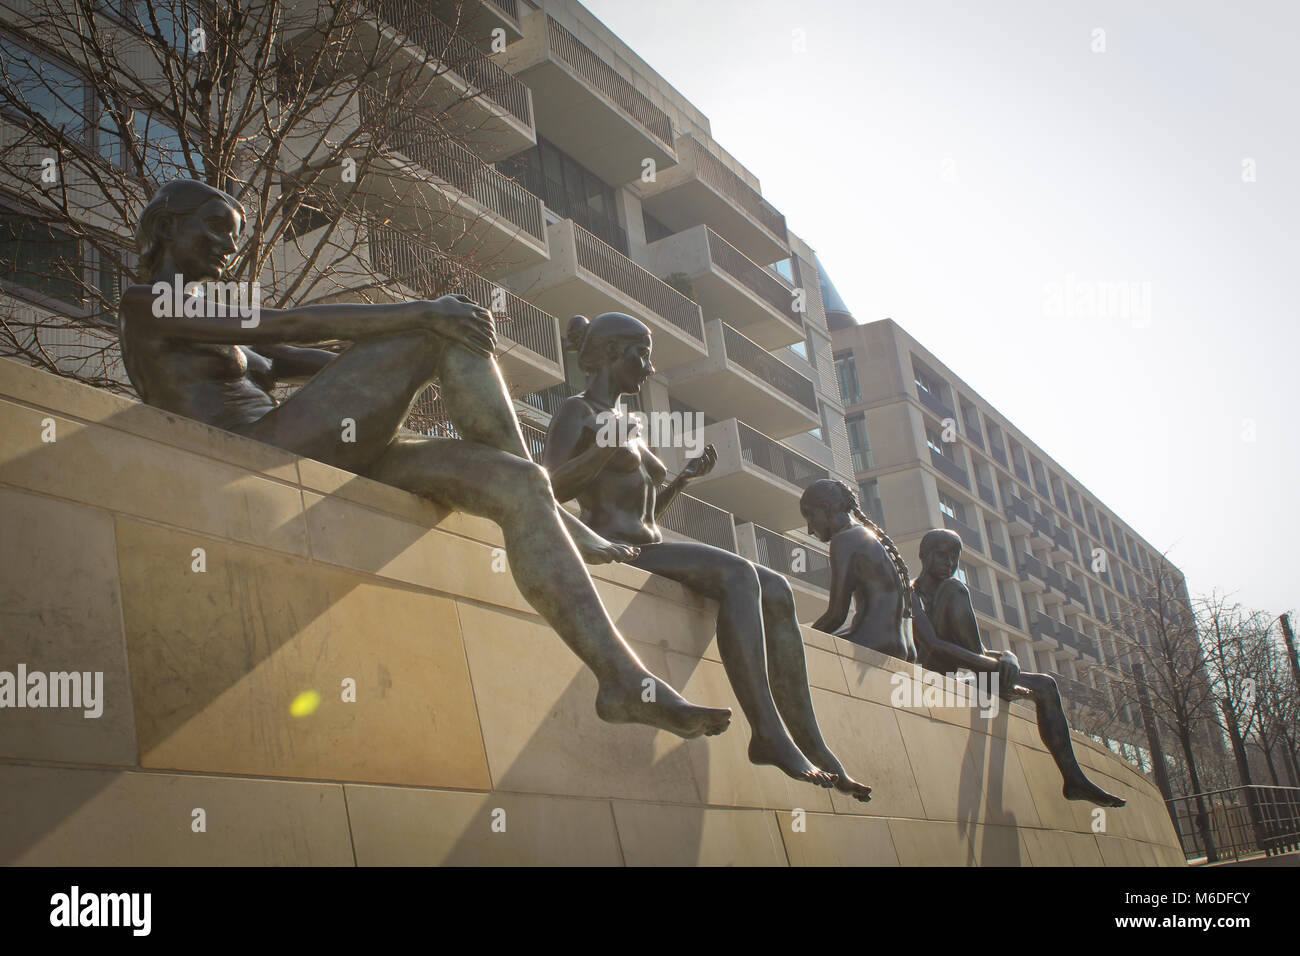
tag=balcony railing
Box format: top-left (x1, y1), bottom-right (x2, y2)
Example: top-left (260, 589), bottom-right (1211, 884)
top-left (690, 138), bottom-right (787, 241)
top-left (990, 443), bottom-right (1008, 468)
top-left (721, 323), bottom-right (816, 411)
top-left (929, 449), bottom-right (970, 489)
top-left (369, 225), bottom-right (559, 362)
top-left (362, 88), bottom-right (545, 240)
top-left (1013, 461), bottom-right (1030, 483)
top-left (1004, 493), bottom-right (1032, 526)
top-left (706, 228), bottom-right (799, 329)
top-left (368, 1), bottom-right (534, 126)
top-left (976, 480), bottom-right (997, 507)
top-left (990, 541), bottom-right (1009, 569)
top-left (918, 388), bottom-right (956, 422)
top-left (1018, 552), bottom-right (1048, 586)
top-left (1031, 512), bottom-right (1054, 539)
top-left (546, 15), bottom-right (673, 148)
top-left (969, 587), bottom-right (996, 618)
top-left (738, 421), bottom-right (829, 490)
top-left (1053, 526), bottom-right (1075, 554)
top-left (753, 525), bottom-right (832, 591)
top-left (1002, 602), bottom-right (1021, 629)
top-left (1028, 610), bottom-right (1058, 641)
top-left (659, 493), bottom-right (737, 552)
top-left (574, 223), bottom-right (703, 342)
top-left (941, 512), bottom-right (983, 554)
top-left (1043, 565), bottom-right (1065, 593)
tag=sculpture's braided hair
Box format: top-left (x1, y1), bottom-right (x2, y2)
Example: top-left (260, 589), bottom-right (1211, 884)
top-left (822, 479), bottom-right (913, 619)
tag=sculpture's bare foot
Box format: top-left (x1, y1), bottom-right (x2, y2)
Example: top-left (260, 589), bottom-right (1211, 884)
top-left (1064, 776), bottom-right (1126, 808)
top-left (802, 744), bottom-right (872, 801)
top-left (749, 734), bottom-right (838, 788)
top-left (596, 671), bottom-right (731, 739)
top-left (569, 522), bottom-right (640, 565)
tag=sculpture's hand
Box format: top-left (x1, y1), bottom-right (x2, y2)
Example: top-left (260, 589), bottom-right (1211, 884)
top-left (995, 654), bottom-right (1021, 695)
top-left (420, 294), bottom-right (496, 357)
top-left (679, 443), bottom-right (717, 481)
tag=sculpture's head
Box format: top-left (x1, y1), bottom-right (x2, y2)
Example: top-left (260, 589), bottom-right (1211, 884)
top-left (799, 478), bottom-right (858, 543)
top-left (564, 312), bottom-right (654, 396)
top-left (137, 178), bottom-right (244, 282)
top-left (919, 528), bottom-right (963, 581)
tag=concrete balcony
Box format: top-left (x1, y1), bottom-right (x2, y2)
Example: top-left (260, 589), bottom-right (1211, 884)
top-left (428, 0), bottom-right (525, 45)
top-left (687, 419), bottom-right (830, 532)
top-left (918, 387), bottom-right (956, 423)
top-left (1051, 526), bottom-right (1076, 560)
top-left (737, 522), bottom-right (831, 620)
top-left (662, 321), bottom-right (819, 440)
top-left (638, 133), bottom-right (789, 265)
top-left (290, 90), bottom-right (548, 275)
top-left (1027, 611), bottom-right (1060, 652)
top-left (645, 225), bottom-right (803, 350)
top-left (502, 219), bottom-right (706, 371)
top-left (1003, 492), bottom-right (1033, 536)
top-left (1017, 553), bottom-right (1047, 594)
top-left (501, 11), bottom-right (677, 185)
top-left (368, 225), bottom-right (564, 393)
top-left (281, 0), bottom-right (536, 161)
top-left (929, 449), bottom-right (970, 490)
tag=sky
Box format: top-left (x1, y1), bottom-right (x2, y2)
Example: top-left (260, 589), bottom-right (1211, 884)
top-left (585, 0), bottom-right (1298, 617)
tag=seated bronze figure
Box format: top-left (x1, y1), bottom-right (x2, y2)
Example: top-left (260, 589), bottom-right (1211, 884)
top-left (542, 312), bottom-right (871, 800)
top-left (800, 479), bottom-right (916, 661)
top-left (118, 179), bottom-right (731, 741)
top-left (911, 529), bottom-right (1125, 806)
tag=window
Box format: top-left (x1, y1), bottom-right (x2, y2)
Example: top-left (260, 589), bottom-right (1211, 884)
top-left (100, 110), bottom-right (203, 182)
top-left (833, 350), bottom-right (861, 404)
top-left (858, 478), bottom-right (885, 526)
top-left (937, 491), bottom-right (964, 523)
top-left (0, 213), bottom-right (82, 305)
top-left (788, 339), bottom-right (808, 361)
top-left (845, 413), bottom-right (873, 471)
top-left (925, 425), bottom-right (945, 458)
top-left (770, 258), bottom-right (795, 284)
top-left (0, 37), bottom-right (94, 144)
top-left (497, 136), bottom-right (625, 253)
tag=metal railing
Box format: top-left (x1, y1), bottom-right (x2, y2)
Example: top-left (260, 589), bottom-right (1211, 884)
top-left (753, 524), bottom-right (832, 591)
top-left (1166, 786), bottom-right (1300, 863)
top-left (659, 493), bottom-right (737, 552)
top-left (940, 512), bottom-right (983, 553)
top-left (706, 228), bottom-right (799, 329)
top-left (1001, 602), bottom-right (1021, 629)
top-left (990, 443), bottom-right (1008, 468)
top-left (969, 587), bottom-right (997, 618)
top-left (929, 449), bottom-right (970, 489)
top-left (361, 87), bottom-right (544, 240)
top-left (721, 323), bottom-right (816, 411)
top-left (369, 225), bottom-right (559, 362)
top-left (546, 15), bottom-right (673, 147)
top-left (573, 222), bottom-right (703, 341)
top-left (690, 137), bottom-right (787, 241)
top-left (990, 541), bottom-right (1009, 569)
top-left (368, 0), bottom-right (533, 126)
top-left (738, 421), bottom-right (829, 490)
top-left (976, 480), bottom-right (998, 507)
top-left (486, 0), bottom-right (519, 20)
top-left (1004, 492), bottom-right (1032, 526)
top-left (918, 387), bottom-right (956, 422)
top-left (1028, 609), bottom-right (1058, 642)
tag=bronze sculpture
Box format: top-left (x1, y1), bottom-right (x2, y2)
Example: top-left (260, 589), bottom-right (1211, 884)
top-left (118, 179), bottom-right (732, 740)
top-left (542, 312), bottom-right (871, 799)
top-left (803, 480), bottom-right (1124, 807)
top-left (800, 479), bottom-right (916, 661)
top-left (910, 529), bottom-right (1125, 807)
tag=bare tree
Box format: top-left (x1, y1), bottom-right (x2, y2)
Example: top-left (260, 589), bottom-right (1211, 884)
top-left (0, 0), bottom-right (525, 392)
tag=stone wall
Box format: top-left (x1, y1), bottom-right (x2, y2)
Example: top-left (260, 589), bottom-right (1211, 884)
top-left (0, 359), bottom-right (1184, 865)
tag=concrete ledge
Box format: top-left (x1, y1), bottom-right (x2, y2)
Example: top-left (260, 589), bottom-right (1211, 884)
top-left (0, 359), bottom-right (1184, 865)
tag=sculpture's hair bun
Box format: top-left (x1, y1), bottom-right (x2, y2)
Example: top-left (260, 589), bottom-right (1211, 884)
top-left (564, 315), bottom-right (590, 353)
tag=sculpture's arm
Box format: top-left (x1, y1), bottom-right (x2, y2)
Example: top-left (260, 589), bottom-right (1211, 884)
top-left (120, 288), bottom-right (494, 356)
top-left (653, 444), bottom-right (715, 518)
top-left (810, 535), bottom-right (855, 632)
top-left (248, 344), bottom-right (338, 383)
top-left (542, 398), bottom-right (622, 503)
top-left (911, 600), bottom-right (1001, 673)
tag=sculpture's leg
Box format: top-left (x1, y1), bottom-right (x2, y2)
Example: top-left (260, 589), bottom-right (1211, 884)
top-left (1014, 673), bottom-right (1126, 807)
top-left (435, 345), bottom-right (635, 564)
top-left (628, 542), bottom-right (837, 788)
top-left (236, 333), bottom-right (729, 739)
top-left (754, 566), bottom-right (871, 802)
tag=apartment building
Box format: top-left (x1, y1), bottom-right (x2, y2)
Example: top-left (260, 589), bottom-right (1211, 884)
top-left (0, 0), bottom-right (855, 616)
top-left (829, 313), bottom-right (1196, 760)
